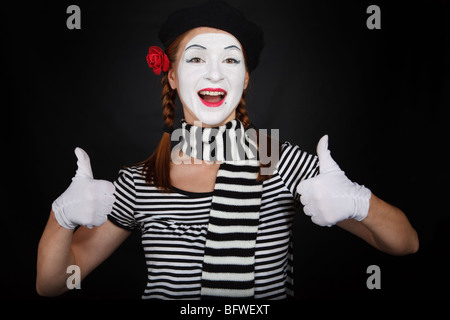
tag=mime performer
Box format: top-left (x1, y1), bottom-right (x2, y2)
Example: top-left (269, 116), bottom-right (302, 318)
top-left (37, 1), bottom-right (418, 299)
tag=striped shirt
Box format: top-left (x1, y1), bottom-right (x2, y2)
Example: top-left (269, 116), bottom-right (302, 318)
top-left (108, 142), bottom-right (319, 299)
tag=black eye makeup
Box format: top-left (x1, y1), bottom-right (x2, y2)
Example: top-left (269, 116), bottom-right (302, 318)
top-left (223, 58), bottom-right (241, 64)
top-left (186, 57), bottom-right (204, 63)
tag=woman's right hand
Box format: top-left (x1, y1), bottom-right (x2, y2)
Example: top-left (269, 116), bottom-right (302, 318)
top-left (52, 148), bottom-right (116, 229)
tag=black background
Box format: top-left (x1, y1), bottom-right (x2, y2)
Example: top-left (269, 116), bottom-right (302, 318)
top-left (2, 0), bottom-right (449, 307)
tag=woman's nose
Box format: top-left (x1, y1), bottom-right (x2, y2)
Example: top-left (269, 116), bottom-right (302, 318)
top-left (204, 61), bottom-right (225, 83)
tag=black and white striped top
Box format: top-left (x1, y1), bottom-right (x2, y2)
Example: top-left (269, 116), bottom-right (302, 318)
top-left (108, 142), bottom-right (319, 299)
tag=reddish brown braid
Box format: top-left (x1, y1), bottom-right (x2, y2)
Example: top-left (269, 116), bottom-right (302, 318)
top-left (236, 92), bottom-right (251, 129)
top-left (139, 35), bottom-right (183, 191)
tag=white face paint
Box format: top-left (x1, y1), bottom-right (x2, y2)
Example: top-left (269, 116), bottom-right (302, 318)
top-left (177, 33), bottom-right (246, 126)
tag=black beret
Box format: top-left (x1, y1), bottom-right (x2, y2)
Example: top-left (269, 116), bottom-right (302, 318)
top-left (158, 0), bottom-right (264, 72)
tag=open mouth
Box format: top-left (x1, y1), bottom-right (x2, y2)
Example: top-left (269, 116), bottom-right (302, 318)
top-left (197, 88), bottom-right (227, 107)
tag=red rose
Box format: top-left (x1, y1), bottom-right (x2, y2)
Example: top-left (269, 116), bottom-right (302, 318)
top-left (146, 46), bottom-right (170, 75)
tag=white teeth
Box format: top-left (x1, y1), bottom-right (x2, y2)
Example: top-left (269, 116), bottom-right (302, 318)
top-left (199, 90), bottom-right (226, 96)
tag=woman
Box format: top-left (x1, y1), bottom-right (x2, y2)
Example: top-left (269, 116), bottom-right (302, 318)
top-left (36, 1), bottom-right (418, 299)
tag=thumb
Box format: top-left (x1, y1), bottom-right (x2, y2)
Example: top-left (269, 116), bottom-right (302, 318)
top-left (74, 147), bottom-right (94, 179)
top-left (316, 135), bottom-right (340, 174)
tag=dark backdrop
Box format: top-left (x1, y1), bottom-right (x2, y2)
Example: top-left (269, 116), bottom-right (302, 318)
top-left (3, 0), bottom-right (449, 306)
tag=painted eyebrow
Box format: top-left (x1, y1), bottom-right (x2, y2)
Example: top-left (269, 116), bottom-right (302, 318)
top-left (184, 44), bottom-right (241, 51)
top-left (184, 44), bottom-right (206, 51)
top-left (224, 45), bottom-right (241, 51)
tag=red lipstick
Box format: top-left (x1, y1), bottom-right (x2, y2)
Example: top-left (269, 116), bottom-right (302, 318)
top-left (197, 88), bottom-right (227, 107)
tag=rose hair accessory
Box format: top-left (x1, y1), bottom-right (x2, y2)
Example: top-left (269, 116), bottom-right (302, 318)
top-left (146, 46), bottom-right (170, 75)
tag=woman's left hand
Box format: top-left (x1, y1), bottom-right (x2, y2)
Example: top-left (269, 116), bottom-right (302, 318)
top-left (297, 135), bottom-right (372, 227)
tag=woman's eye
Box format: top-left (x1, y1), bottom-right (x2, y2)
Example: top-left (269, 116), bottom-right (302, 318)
top-left (223, 58), bottom-right (240, 64)
top-left (186, 57), bottom-right (203, 63)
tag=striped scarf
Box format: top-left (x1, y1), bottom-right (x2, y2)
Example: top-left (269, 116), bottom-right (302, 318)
top-left (177, 119), bottom-right (262, 299)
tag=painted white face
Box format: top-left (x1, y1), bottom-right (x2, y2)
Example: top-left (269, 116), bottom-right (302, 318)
top-left (177, 33), bottom-right (247, 126)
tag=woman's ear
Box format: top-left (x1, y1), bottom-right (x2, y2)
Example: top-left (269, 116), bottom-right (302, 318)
top-left (168, 68), bottom-right (177, 90)
top-left (243, 71), bottom-right (250, 90)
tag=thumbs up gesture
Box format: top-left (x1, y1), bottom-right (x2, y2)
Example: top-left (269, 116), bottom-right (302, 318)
top-left (297, 135), bottom-right (372, 227)
top-left (52, 148), bottom-right (116, 229)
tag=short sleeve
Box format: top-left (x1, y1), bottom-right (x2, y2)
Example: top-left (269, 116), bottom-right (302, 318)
top-left (275, 142), bottom-right (319, 201)
top-left (108, 167), bottom-right (138, 231)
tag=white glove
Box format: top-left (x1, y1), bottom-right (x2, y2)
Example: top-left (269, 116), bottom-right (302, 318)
top-left (52, 148), bottom-right (116, 229)
top-left (297, 135), bottom-right (371, 227)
